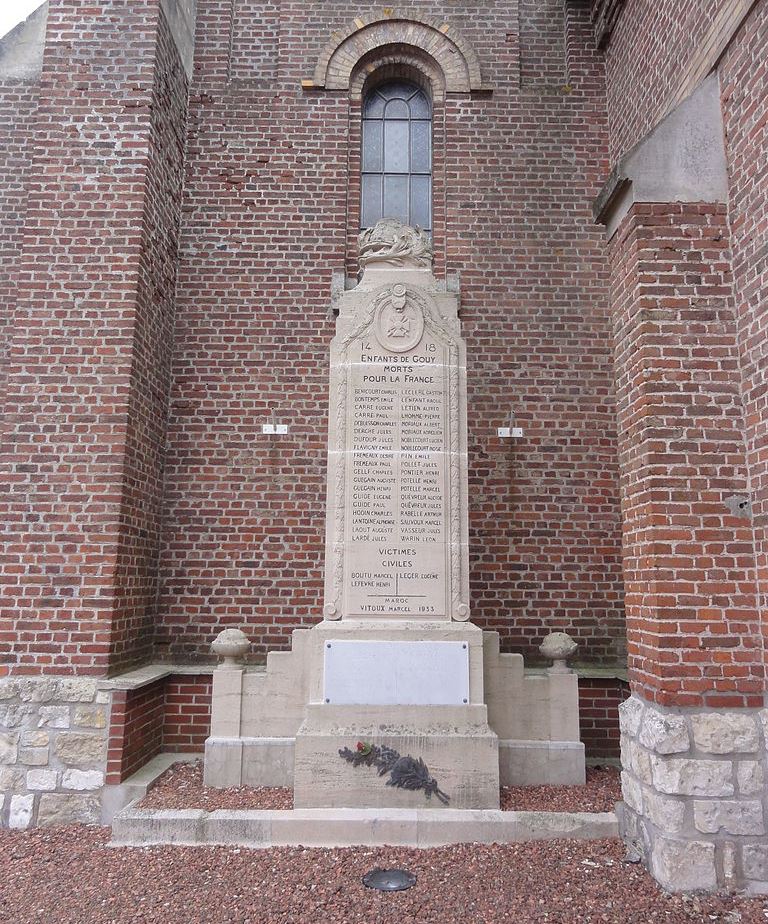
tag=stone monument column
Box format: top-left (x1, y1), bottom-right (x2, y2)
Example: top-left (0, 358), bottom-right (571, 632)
top-left (323, 221), bottom-right (469, 624)
top-left (292, 221), bottom-right (500, 809)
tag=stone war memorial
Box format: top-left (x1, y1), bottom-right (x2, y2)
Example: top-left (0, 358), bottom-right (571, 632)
top-left (1, 0), bottom-right (768, 899)
top-left (204, 219), bottom-right (585, 812)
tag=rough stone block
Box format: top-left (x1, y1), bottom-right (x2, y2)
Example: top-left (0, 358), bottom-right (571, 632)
top-left (0, 705), bottom-right (35, 727)
top-left (38, 793), bottom-right (100, 826)
top-left (620, 770), bottom-right (643, 813)
top-left (619, 696), bottom-right (644, 738)
top-left (27, 769), bottom-right (57, 791)
top-left (743, 845), bottom-right (768, 881)
top-left (693, 800), bottom-right (764, 835)
top-left (651, 757), bottom-right (733, 796)
top-left (38, 705), bottom-right (69, 729)
top-left (0, 767), bottom-right (25, 792)
top-left (58, 679), bottom-right (98, 703)
top-left (19, 746), bottom-right (49, 766)
top-left (737, 761), bottom-right (764, 796)
top-left (14, 679), bottom-right (58, 703)
top-left (73, 706), bottom-right (106, 729)
top-left (21, 729), bottom-right (49, 747)
top-left (0, 731), bottom-right (19, 763)
top-left (54, 732), bottom-right (105, 766)
top-left (722, 841), bottom-right (737, 882)
top-left (9, 794), bottom-right (35, 830)
top-left (691, 713), bottom-right (758, 754)
top-left (643, 790), bottom-right (686, 834)
top-left (651, 835), bottom-right (717, 893)
top-left (629, 740), bottom-right (653, 785)
top-left (62, 769), bottom-right (104, 791)
top-left (14, 678), bottom-right (95, 705)
top-left (638, 710), bottom-right (689, 755)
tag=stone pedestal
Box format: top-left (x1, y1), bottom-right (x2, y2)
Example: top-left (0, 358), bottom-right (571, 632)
top-left (204, 623), bottom-right (584, 797)
top-left (291, 619), bottom-right (499, 809)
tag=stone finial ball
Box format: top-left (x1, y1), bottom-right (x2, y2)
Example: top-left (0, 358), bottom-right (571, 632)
top-left (539, 631), bottom-right (578, 662)
top-left (211, 628), bottom-right (251, 665)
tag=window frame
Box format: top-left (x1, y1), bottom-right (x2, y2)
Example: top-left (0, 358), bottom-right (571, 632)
top-left (360, 81), bottom-right (433, 234)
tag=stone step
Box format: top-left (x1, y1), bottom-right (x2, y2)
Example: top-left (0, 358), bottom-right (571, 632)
top-left (110, 802), bottom-right (618, 848)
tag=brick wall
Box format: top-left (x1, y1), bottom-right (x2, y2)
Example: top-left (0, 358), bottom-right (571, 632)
top-left (108, 6), bottom-right (190, 669)
top-left (155, 0), bottom-right (625, 667)
top-left (599, 0), bottom-right (748, 160)
top-left (106, 673), bottom-right (212, 784)
top-left (0, 0), bottom-right (189, 676)
top-left (595, 0), bottom-right (768, 706)
top-left (720, 0), bottom-right (768, 695)
top-left (579, 676), bottom-right (629, 758)
top-left (609, 201), bottom-right (763, 707)
top-left (0, 58), bottom-right (38, 401)
top-left (162, 675), bottom-right (212, 752)
top-left (106, 683), bottom-right (165, 785)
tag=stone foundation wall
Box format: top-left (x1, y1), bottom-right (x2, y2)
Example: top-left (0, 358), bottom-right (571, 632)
top-left (620, 694), bottom-right (768, 893)
top-left (0, 677), bottom-right (109, 829)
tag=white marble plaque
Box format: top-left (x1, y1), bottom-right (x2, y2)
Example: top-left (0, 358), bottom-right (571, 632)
top-left (323, 640), bottom-right (470, 705)
top-left (323, 274), bottom-right (470, 622)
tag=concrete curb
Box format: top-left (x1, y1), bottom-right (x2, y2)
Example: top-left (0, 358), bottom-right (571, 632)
top-left (111, 803), bottom-right (619, 848)
top-left (101, 753), bottom-right (200, 824)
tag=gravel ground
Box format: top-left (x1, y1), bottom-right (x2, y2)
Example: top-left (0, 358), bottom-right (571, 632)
top-left (139, 762), bottom-right (622, 813)
top-left (139, 761), bottom-right (293, 811)
top-left (2, 827), bottom-right (767, 924)
top-left (501, 766), bottom-right (621, 813)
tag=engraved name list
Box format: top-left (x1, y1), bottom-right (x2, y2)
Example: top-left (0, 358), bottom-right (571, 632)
top-left (347, 335), bottom-right (447, 617)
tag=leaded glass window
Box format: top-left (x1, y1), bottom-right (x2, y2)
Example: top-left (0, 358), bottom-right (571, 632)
top-left (361, 81), bottom-right (432, 233)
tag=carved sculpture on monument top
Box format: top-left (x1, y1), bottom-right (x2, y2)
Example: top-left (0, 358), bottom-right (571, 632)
top-left (358, 218), bottom-right (433, 269)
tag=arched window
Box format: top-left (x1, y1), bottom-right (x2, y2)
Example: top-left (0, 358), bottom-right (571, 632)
top-left (361, 81), bottom-right (432, 233)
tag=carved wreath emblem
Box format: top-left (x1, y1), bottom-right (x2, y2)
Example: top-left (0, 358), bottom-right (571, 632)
top-left (339, 741), bottom-right (450, 805)
top-left (358, 219), bottom-right (433, 269)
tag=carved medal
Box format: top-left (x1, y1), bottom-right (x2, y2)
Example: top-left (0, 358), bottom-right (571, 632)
top-left (373, 284), bottom-right (424, 353)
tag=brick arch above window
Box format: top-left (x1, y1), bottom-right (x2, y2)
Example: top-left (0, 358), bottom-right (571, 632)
top-left (306, 14), bottom-right (484, 93)
top-left (349, 47), bottom-right (446, 102)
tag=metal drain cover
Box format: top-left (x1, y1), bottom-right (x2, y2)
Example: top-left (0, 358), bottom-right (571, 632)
top-left (362, 868), bottom-right (417, 892)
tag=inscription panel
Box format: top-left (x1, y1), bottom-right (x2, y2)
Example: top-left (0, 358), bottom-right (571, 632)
top-left (324, 282), bottom-right (469, 621)
top-left (347, 333), bottom-right (449, 617)
top-left (324, 640), bottom-right (470, 705)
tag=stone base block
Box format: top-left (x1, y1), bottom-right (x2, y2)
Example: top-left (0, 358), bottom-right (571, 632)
top-left (0, 675), bottom-right (107, 829)
top-left (203, 737), bottom-right (294, 789)
top-left (499, 740), bottom-right (586, 786)
top-left (619, 693), bottom-right (768, 895)
top-left (204, 735), bottom-right (587, 796)
top-left (293, 704), bottom-right (500, 810)
top-left (112, 804), bottom-right (618, 848)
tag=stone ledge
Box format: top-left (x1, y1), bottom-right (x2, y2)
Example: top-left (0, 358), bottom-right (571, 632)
top-left (525, 665), bottom-right (628, 681)
top-left (0, 1), bottom-right (47, 81)
top-left (100, 661), bottom-right (624, 691)
top-left (97, 664), bottom-right (216, 692)
top-left (111, 803), bottom-right (618, 848)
